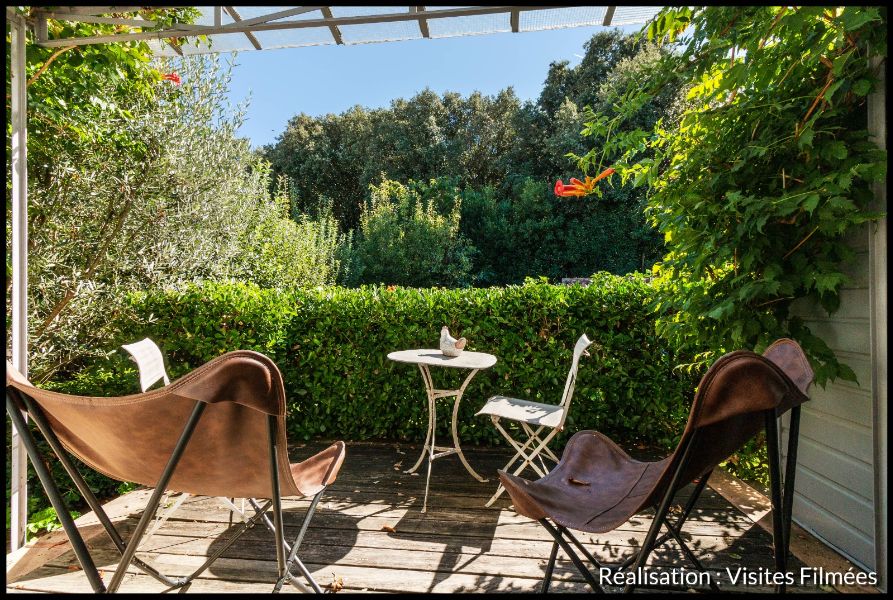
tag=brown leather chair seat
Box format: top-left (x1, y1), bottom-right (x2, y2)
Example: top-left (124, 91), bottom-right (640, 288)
top-left (500, 430), bottom-right (671, 534)
top-left (495, 338), bottom-right (815, 593)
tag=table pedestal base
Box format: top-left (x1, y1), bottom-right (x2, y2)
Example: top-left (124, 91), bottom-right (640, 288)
top-left (405, 364), bottom-right (487, 513)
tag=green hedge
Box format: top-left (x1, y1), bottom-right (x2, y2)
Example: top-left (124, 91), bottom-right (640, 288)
top-left (53, 274), bottom-right (696, 451)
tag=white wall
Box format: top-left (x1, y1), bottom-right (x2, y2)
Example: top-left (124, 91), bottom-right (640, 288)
top-left (782, 54), bottom-right (886, 589)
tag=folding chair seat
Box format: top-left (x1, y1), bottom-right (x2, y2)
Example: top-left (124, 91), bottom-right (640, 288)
top-left (121, 337), bottom-right (171, 392)
top-left (477, 333), bottom-right (592, 507)
top-left (498, 338), bottom-right (813, 593)
top-left (119, 338), bottom-right (258, 543)
top-left (6, 350), bottom-right (346, 594)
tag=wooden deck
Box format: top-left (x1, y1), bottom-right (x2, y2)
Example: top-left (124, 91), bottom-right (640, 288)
top-left (7, 441), bottom-right (835, 594)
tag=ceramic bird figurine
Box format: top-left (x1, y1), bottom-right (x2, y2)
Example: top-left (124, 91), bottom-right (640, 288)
top-left (440, 326), bottom-right (467, 357)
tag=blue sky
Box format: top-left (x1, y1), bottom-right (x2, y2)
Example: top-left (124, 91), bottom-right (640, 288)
top-left (225, 23), bottom-right (642, 148)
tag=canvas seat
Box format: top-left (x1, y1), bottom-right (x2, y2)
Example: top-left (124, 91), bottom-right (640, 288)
top-left (499, 338), bottom-right (814, 593)
top-left (479, 396), bottom-right (566, 428)
top-left (6, 350), bottom-right (346, 594)
top-left (119, 338), bottom-right (278, 544)
top-left (477, 333), bottom-right (593, 506)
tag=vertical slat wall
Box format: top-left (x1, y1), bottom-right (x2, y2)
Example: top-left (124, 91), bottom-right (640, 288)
top-left (781, 55), bottom-right (886, 585)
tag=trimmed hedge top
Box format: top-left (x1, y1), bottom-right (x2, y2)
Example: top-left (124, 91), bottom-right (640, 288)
top-left (56, 274), bottom-right (696, 451)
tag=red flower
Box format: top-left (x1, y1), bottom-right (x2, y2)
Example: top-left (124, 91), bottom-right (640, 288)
top-left (593, 167), bottom-right (616, 183)
top-left (554, 168), bottom-right (616, 197)
top-left (161, 72), bottom-right (181, 85)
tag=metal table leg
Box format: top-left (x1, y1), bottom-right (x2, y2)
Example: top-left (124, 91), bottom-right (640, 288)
top-left (451, 369), bottom-right (488, 483)
top-left (404, 365), bottom-right (487, 513)
top-left (406, 364), bottom-right (436, 475)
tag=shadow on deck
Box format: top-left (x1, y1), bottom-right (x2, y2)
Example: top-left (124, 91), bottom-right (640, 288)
top-left (6, 441), bottom-right (842, 593)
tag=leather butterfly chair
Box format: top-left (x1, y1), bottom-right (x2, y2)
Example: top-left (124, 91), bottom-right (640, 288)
top-left (498, 338), bottom-right (813, 593)
top-left (5, 350), bottom-right (346, 594)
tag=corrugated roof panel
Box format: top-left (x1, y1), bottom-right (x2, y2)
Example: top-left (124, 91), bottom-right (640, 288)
top-left (610, 6), bottom-right (663, 26)
top-left (252, 26), bottom-right (338, 49)
top-left (339, 19), bottom-right (423, 45)
top-left (520, 6), bottom-right (608, 31)
top-left (428, 12), bottom-right (512, 39)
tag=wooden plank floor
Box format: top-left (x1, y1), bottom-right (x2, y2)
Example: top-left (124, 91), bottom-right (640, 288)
top-left (7, 441), bottom-right (833, 594)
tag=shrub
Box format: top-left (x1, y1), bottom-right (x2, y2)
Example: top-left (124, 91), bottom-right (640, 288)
top-left (55, 275), bottom-right (695, 449)
top-left (8, 55), bottom-right (342, 385)
top-left (345, 178), bottom-right (475, 287)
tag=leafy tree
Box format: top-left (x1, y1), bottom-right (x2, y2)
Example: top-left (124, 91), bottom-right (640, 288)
top-left (264, 30), bottom-right (671, 283)
top-left (574, 6), bottom-right (887, 384)
top-left (346, 178), bottom-right (475, 288)
top-left (7, 7), bottom-right (201, 165)
top-left (7, 55), bottom-right (346, 383)
top-left (232, 176), bottom-right (350, 289)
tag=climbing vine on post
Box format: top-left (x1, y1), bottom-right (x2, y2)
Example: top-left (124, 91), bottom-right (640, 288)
top-left (574, 6), bottom-right (887, 385)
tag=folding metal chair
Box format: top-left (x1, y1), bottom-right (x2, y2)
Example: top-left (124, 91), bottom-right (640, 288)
top-left (498, 338), bottom-right (813, 593)
top-left (119, 337), bottom-right (191, 545)
top-left (121, 337), bottom-right (171, 392)
top-left (476, 333), bottom-right (592, 507)
top-left (119, 338), bottom-right (248, 545)
top-left (6, 350), bottom-right (346, 593)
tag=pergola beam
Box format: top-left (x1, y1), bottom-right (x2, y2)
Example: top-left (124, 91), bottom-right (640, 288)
top-left (64, 6), bottom-right (147, 15)
top-left (510, 8), bottom-right (520, 33)
top-left (603, 6), bottom-right (616, 26)
top-left (320, 7), bottom-right (344, 46)
top-left (32, 9), bottom-right (214, 30)
top-left (217, 6), bottom-right (323, 29)
top-left (411, 6), bottom-right (430, 38)
top-left (33, 13), bottom-right (158, 27)
top-left (223, 6), bottom-right (263, 50)
top-left (35, 6), bottom-right (571, 48)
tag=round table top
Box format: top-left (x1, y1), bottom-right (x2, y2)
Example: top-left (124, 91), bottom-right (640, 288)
top-left (387, 349), bottom-right (497, 370)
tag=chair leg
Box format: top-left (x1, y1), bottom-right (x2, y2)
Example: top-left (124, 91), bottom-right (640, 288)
top-left (273, 489), bottom-right (325, 593)
top-left (485, 420), bottom-right (549, 507)
top-left (780, 406), bottom-right (801, 593)
top-left (493, 419), bottom-right (549, 478)
top-left (250, 498), bottom-right (324, 594)
top-left (622, 435), bottom-right (695, 594)
top-left (539, 519), bottom-right (605, 592)
top-left (521, 422), bottom-right (553, 474)
top-left (16, 390), bottom-right (184, 589)
top-left (765, 409), bottom-right (788, 593)
top-left (542, 541), bottom-right (560, 593)
top-left (557, 524), bottom-right (604, 571)
top-left (256, 416), bottom-right (328, 595)
top-left (7, 393), bottom-right (107, 593)
top-left (485, 428), bottom-right (553, 507)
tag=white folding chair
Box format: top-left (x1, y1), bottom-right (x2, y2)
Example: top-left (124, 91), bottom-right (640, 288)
top-left (119, 338), bottom-right (190, 546)
top-left (121, 338), bottom-right (171, 392)
top-left (476, 333), bottom-right (593, 507)
top-left (121, 340), bottom-right (285, 559)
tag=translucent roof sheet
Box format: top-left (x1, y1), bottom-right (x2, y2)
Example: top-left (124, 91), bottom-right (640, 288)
top-left (34, 7), bottom-right (664, 55)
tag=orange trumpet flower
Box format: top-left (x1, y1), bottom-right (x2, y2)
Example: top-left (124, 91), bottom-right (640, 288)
top-left (554, 167), bottom-right (616, 197)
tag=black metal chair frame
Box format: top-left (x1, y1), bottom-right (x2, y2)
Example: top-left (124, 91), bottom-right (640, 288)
top-left (536, 406), bottom-right (802, 594)
top-left (6, 387), bottom-right (328, 594)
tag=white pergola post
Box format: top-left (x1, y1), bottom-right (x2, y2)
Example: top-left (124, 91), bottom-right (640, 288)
top-left (9, 11), bottom-right (30, 552)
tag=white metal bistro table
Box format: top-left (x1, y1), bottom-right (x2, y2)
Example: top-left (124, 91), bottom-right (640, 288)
top-left (387, 349), bottom-right (498, 513)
